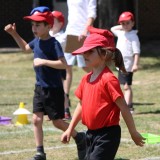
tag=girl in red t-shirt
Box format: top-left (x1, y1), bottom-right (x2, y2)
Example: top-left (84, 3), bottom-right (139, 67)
top-left (61, 26), bottom-right (145, 160)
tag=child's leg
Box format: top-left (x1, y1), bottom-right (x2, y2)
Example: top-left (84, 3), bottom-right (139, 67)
top-left (32, 112), bottom-right (44, 147)
top-left (31, 112), bottom-right (46, 160)
top-left (124, 83), bottom-right (133, 106)
top-left (63, 66), bottom-right (72, 119)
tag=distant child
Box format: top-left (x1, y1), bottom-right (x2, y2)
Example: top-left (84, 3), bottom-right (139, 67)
top-left (49, 10), bottom-right (72, 120)
top-left (111, 11), bottom-right (141, 113)
top-left (61, 26), bottom-right (145, 160)
top-left (4, 6), bottom-right (86, 160)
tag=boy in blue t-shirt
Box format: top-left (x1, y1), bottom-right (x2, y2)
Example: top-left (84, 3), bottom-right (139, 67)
top-left (4, 6), bottom-right (86, 160)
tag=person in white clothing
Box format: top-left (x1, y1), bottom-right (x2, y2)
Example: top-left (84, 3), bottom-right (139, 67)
top-left (63, 0), bottom-right (97, 115)
top-left (49, 11), bottom-right (72, 120)
top-left (111, 11), bottom-right (140, 113)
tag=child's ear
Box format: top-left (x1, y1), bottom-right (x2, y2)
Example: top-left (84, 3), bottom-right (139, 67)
top-left (105, 50), bottom-right (113, 61)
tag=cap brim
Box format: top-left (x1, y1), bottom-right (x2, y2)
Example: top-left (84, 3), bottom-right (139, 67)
top-left (72, 46), bottom-right (96, 55)
top-left (118, 17), bottom-right (131, 23)
top-left (23, 15), bottom-right (46, 22)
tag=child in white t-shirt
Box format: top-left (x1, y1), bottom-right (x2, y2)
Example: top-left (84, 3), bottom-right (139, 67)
top-left (49, 11), bottom-right (72, 120)
top-left (111, 11), bottom-right (140, 113)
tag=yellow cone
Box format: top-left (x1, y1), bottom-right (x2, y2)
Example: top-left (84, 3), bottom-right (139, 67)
top-left (15, 114), bottom-right (29, 125)
top-left (13, 102), bottom-right (31, 126)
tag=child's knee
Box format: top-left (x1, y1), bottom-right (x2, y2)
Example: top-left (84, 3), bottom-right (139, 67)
top-left (124, 83), bottom-right (131, 90)
top-left (32, 115), bottom-right (42, 125)
top-left (52, 119), bottom-right (63, 129)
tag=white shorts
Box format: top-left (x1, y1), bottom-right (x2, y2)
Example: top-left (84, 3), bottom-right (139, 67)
top-left (64, 53), bottom-right (86, 67)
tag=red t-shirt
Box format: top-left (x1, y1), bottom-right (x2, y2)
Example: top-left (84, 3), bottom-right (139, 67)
top-left (75, 67), bottom-right (124, 130)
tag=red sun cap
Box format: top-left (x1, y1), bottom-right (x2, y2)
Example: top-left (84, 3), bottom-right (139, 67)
top-left (24, 11), bottom-right (54, 26)
top-left (72, 26), bottom-right (115, 55)
top-left (52, 11), bottom-right (65, 24)
top-left (118, 11), bottom-right (134, 23)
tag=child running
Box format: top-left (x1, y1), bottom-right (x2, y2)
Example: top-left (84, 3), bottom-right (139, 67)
top-left (4, 6), bottom-right (86, 160)
top-left (61, 26), bottom-right (145, 160)
top-left (111, 11), bottom-right (141, 113)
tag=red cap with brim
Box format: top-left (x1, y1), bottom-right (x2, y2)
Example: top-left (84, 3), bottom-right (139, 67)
top-left (72, 27), bottom-right (115, 55)
top-left (23, 11), bottom-right (54, 26)
top-left (118, 11), bottom-right (134, 23)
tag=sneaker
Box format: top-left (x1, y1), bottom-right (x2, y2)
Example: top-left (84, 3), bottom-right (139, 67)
top-left (130, 107), bottom-right (134, 114)
top-left (29, 152), bottom-right (46, 160)
top-left (75, 132), bottom-right (87, 160)
top-left (128, 103), bottom-right (134, 114)
top-left (63, 108), bottom-right (72, 120)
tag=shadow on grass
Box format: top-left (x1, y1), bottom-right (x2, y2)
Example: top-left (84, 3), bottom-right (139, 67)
top-left (115, 159), bottom-right (129, 160)
top-left (133, 102), bottom-right (160, 114)
top-left (137, 110), bottom-right (160, 115)
top-left (133, 102), bottom-right (155, 106)
top-left (0, 103), bottom-right (27, 106)
top-left (140, 62), bottom-right (160, 70)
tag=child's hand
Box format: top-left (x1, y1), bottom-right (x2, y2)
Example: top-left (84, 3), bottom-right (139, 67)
top-left (132, 64), bottom-right (138, 72)
top-left (131, 131), bottom-right (146, 147)
top-left (61, 129), bottom-right (71, 144)
top-left (34, 58), bottom-right (45, 67)
top-left (4, 23), bottom-right (16, 35)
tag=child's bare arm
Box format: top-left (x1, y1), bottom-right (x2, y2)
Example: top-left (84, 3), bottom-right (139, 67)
top-left (111, 25), bottom-right (123, 32)
top-left (132, 54), bottom-right (140, 72)
top-left (115, 97), bottom-right (145, 146)
top-left (61, 102), bottom-right (82, 143)
top-left (4, 23), bottom-right (32, 53)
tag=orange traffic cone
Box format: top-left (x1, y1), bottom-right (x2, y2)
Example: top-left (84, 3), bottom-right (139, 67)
top-left (13, 102), bottom-right (31, 126)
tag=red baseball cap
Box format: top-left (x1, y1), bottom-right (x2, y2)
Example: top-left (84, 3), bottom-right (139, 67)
top-left (118, 11), bottom-right (134, 23)
top-left (24, 10), bottom-right (54, 26)
top-left (52, 11), bottom-right (65, 24)
top-left (72, 26), bottom-right (115, 55)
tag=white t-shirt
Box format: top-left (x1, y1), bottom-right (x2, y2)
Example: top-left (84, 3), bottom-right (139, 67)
top-left (49, 30), bottom-right (66, 52)
top-left (112, 30), bottom-right (140, 72)
top-left (65, 0), bottom-right (97, 36)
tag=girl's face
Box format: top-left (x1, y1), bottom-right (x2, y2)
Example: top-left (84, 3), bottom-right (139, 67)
top-left (31, 21), bottom-right (51, 39)
top-left (120, 20), bottom-right (134, 32)
top-left (83, 48), bottom-right (106, 68)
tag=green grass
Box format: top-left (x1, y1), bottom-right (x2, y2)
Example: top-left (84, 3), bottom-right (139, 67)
top-left (0, 52), bottom-right (160, 160)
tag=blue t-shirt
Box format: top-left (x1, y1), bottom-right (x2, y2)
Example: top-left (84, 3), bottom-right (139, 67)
top-left (29, 37), bottom-right (64, 88)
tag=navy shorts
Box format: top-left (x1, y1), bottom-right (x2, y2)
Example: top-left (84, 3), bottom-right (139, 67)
top-left (118, 71), bottom-right (133, 85)
top-left (85, 125), bottom-right (121, 160)
top-left (33, 85), bottom-right (64, 120)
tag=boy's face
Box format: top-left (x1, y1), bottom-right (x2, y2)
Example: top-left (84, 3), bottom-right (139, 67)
top-left (31, 21), bottom-right (51, 39)
top-left (120, 20), bottom-right (134, 32)
top-left (51, 18), bottom-right (63, 33)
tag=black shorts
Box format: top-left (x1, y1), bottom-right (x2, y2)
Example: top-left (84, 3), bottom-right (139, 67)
top-left (33, 85), bottom-right (64, 120)
top-left (118, 71), bottom-right (133, 85)
top-left (85, 125), bottom-right (121, 160)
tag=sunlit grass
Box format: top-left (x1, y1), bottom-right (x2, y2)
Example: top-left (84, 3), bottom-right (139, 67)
top-left (0, 53), bottom-right (160, 160)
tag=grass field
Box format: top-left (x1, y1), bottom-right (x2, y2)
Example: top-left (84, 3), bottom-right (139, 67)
top-left (0, 52), bottom-right (160, 160)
